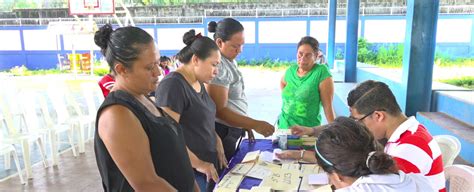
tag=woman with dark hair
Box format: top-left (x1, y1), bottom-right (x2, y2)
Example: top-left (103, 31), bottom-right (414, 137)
top-left (315, 117), bottom-right (434, 191)
top-left (155, 29), bottom-right (224, 192)
top-left (94, 24), bottom-right (196, 192)
top-left (279, 36), bottom-right (335, 130)
top-left (206, 18), bottom-right (275, 162)
top-left (159, 56), bottom-right (172, 76)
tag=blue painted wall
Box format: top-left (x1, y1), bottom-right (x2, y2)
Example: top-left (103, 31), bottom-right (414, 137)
top-left (0, 14), bottom-right (472, 71)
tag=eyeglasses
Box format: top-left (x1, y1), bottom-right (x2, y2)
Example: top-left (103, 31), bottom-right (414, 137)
top-left (350, 110), bottom-right (375, 122)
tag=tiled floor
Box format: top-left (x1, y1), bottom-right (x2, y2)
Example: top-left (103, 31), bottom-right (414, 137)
top-left (0, 143), bottom-right (102, 192)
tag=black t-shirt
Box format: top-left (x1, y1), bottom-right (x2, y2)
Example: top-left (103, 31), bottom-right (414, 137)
top-left (94, 90), bottom-right (195, 192)
top-left (155, 72), bottom-right (218, 166)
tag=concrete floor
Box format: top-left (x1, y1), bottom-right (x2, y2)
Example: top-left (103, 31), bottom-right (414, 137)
top-left (0, 143), bottom-right (102, 192)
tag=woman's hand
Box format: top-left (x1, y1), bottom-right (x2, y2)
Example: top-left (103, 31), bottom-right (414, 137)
top-left (195, 161), bottom-right (219, 183)
top-left (290, 125), bottom-right (314, 136)
top-left (216, 137), bottom-right (228, 170)
top-left (246, 129), bottom-right (256, 143)
top-left (275, 150), bottom-right (300, 160)
top-left (253, 120), bottom-right (275, 137)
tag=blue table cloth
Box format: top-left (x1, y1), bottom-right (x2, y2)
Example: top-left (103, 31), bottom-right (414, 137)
top-left (219, 139), bottom-right (276, 190)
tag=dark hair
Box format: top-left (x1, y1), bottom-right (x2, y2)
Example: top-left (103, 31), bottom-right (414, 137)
top-left (208, 18), bottom-right (244, 42)
top-left (176, 29), bottom-right (219, 64)
top-left (315, 117), bottom-right (398, 178)
top-left (94, 24), bottom-right (154, 73)
top-left (347, 80), bottom-right (402, 116)
top-left (298, 36), bottom-right (319, 52)
top-left (160, 56), bottom-right (171, 62)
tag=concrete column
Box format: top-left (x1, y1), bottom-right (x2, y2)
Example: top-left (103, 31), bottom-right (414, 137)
top-left (327, 0), bottom-right (337, 69)
top-left (344, 0), bottom-right (360, 82)
top-left (401, 0), bottom-right (440, 115)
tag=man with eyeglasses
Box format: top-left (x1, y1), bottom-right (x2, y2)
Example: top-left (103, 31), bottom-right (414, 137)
top-left (346, 80), bottom-right (445, 192)
top-left (283, 80), bottom-right (445, 192)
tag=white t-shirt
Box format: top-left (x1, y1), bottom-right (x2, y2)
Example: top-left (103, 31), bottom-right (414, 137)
top-left (335, 171), bottom-right (436, 192)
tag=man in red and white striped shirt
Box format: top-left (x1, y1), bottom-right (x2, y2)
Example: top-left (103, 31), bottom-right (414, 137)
top-left (98, 73), bottom-right (115, 97)
top-left (347, 80), bottom-right (445, 192)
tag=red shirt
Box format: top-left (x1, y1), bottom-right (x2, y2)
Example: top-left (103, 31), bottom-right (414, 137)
top-left (385, 117), bottom-right (446, 192)
top-left (98, 74), bottom-right (115, 97)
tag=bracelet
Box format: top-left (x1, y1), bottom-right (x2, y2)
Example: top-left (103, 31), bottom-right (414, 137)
top-left (300, 149), bottom-right (306, 160)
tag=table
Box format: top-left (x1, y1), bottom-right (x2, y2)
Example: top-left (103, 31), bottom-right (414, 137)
top-left (219, 139), bottom-right (285, 190)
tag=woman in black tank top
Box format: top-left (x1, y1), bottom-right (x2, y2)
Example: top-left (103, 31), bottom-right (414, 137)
top-left (93, 24), bottom-right (196, 192)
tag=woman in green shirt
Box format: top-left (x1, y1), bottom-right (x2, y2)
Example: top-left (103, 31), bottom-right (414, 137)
top-left (279, 36), bottom-right (335, 129)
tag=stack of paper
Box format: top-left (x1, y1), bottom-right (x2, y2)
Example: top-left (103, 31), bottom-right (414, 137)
top-left (216, 173), bottom-right (244, 192)
top-left (230, 163), bottom-right (255, 175)
top-left (246, 161), bottom-right (281, 179)
top-left (301, 136), bottom-right (317, 147)
top-left (242, 150), bottom-right (260, 163)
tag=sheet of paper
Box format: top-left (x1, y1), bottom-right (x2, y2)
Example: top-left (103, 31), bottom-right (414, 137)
top-left (260, 169), bottom-right (300, 191)
top-left (300, 164), bottom-right (319, 176)
top-left (238, 186), bottom-right (272, 192)
top-left (246, 164), bottom-right (273, 179)
top-left (300, 175), bottom-right (318, 191)
top-left (259, 151), bottom-right (273, 163)
top-left (256, 161), bottom-right (281, 171)
top-left (217, 173), bottom-right (244, 191)
top-left (231, 163), bottom-right (254, 175)
top-left (242, 150), bottom-right (260, 163)
top-left (281, 163), bottom-right (300, 171)
top-left (308, 173), bottom-right (329, 185)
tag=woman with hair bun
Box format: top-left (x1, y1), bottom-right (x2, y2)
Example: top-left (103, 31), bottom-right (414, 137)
top-left (314, 117), bottom-right (435, 191)
top-left (155, 29), bottom-right (223, 192)
top-left (94, 24), bottom-right (196, 191)
top-left (206, 18), bottom-right (275, 162)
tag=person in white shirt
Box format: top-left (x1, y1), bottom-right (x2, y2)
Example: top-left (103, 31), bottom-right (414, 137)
top-left (314, 117), bottom-right (435, 192)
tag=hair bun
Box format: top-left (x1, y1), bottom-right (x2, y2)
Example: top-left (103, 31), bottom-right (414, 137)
top-left (94, 24), bottom-right (113, 51)
top-left (367, 151), bottom-right (396, 174)
top-left (183, 29), bottom-right (197, 46)
top-left (208, 21), bottom-right (217, 33)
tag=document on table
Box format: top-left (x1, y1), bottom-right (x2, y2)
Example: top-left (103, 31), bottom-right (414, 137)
top-left (230, 163), bottom-right (255, 175)
top-left (246, 161), bottom-right (281, 179)
top-left (281, 163), bottom-right (300, 171)
top-left (300, 173), bottom-right (331, 191)
top-left (300, 164), bottom-right (320, 177)
top-left (242, 150), bottom-right (260, 163)
top-left (217, 173), bottom-right (244, 191)
top-left (260, 169), bottom-right (300, 191)
top-left (308, 173), bottom-right (329, 185)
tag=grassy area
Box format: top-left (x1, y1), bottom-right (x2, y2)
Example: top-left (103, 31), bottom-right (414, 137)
top-left (357, 38), bottom-right (474, 68)
top-left (439, 76), bottom-right (474, 90)
top-left (237, 59), bottom-right (294, 71)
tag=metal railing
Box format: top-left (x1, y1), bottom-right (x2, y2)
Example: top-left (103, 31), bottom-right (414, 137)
top-left (204, 5), bottom-right (473, 17)
top-left (0, 5), bottom-right (472, 26)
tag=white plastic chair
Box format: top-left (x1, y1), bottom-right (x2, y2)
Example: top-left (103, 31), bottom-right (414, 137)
top-left (434, 135), bottom-right (461, 167)
top-left (47, 84), bottom-right (93, 154)
top-left (0, 143), bottom-right (25, 184)
top-left (80, 82), bottom-right (98, 141)
top-left (445, 164), bottom-right (474, 192)
top-left (0, 109), bottom-right (48, 179)
top-left (18, 91), bottom-right (78, 166)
